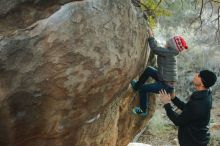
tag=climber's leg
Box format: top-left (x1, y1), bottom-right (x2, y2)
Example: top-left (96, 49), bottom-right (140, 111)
top-left (132, 81), bottom-right (174, 117)
top-left (131, 66), bottom-right (159, 91)
top-left (139, 82), bottom-right (162, 112)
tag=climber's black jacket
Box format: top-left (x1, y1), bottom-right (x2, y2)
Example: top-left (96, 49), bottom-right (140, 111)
top-left (164, 90), bottom-right (212, 146)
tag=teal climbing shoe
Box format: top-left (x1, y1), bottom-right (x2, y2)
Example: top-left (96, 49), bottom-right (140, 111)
top-left (132, 107), bottom-right (147, 117)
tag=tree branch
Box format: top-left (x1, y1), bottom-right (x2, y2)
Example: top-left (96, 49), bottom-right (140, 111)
top-left (198, 0), bottom-right (204, 31)
top-left (215, 6), bottom-right (220, 43)
top-left (208, 0), bottom-right (214, 18)
top-left (181, 0), bottom-right (184, 10)
top-left (154, 0), bottom-right (163, 11)
top-left (210, 0), bottom-right (220, 3)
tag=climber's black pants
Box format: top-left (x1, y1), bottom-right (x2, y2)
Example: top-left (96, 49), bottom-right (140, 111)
top-left (137, 67), bottom-right (174, 112)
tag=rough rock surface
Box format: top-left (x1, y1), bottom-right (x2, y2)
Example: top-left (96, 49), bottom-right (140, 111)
top-left (0, 0), bottom-right (155, 146)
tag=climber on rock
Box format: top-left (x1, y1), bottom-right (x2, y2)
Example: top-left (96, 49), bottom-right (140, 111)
top-left (131, 28), bottom-right (188, 117)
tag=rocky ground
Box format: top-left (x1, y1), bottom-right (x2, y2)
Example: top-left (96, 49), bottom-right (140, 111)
top-left (136, 91), bottom-right (220, 146)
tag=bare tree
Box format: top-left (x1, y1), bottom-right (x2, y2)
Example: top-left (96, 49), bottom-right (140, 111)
top-left (131, 0), bottom-right (220, 42)
top-left (190, 0), bottom-right (220, 42)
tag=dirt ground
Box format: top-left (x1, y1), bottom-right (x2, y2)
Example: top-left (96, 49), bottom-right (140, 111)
top-left (136, 91), bottom-right (220, 146)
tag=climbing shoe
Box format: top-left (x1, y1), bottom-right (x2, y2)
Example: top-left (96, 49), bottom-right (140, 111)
top-left (130, 80), bottom-right (138, 91)
top-left (132, 107), bottom-right (147, 117)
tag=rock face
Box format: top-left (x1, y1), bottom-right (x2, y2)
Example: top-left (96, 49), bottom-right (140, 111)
top-left (0, 0), bottom-right (154, 146)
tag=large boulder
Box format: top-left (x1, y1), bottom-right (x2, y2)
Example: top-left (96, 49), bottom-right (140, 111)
top-left (0, 0), bottom-right (155, 145)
